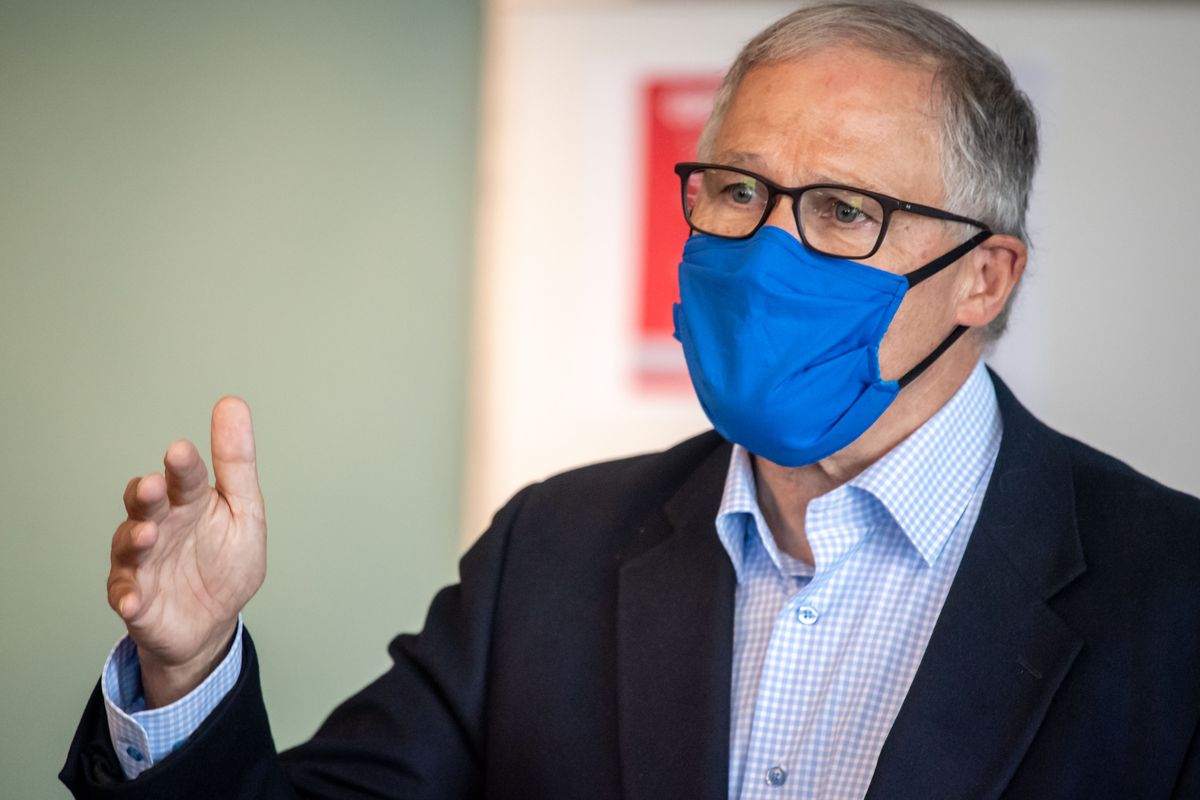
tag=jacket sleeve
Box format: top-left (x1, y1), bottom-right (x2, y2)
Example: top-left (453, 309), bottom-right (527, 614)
top-left (1173, 715), bottom-right (1200, 799)
top-left (60, 485), bottom-right (532, 799)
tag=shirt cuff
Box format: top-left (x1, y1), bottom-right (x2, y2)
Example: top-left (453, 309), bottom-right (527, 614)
top-left (100, 616), bottom-right (244, 779)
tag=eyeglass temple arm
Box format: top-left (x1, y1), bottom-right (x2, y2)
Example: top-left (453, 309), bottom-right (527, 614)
top-left (895, 199), bottom-right (987, 229)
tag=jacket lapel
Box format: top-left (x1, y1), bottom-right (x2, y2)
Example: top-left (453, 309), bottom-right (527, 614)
top-left (616, 439), bottom-right (736, 800)
top-left (866, 373), bottom-right (1087, 799)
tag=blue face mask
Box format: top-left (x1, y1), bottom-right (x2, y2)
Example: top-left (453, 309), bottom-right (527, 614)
top-left (672, 225), bottom-right (989, 467)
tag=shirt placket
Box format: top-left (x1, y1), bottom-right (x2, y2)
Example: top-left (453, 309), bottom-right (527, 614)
top-left (738, 573), bottom-right (835, 800)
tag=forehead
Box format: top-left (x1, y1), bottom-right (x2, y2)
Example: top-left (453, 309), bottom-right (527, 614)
top-left (712, 46), bottom-right (944, 203)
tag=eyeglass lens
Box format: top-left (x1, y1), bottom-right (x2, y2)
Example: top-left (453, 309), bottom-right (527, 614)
top-left (682, 167), bottom-right (886, 258)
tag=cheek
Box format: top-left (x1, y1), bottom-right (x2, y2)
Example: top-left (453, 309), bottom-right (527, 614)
top-left (867, 228), bottom-right (966, 378)
top-left (876, 271), bottom-right (959, 380)
top-left (877, 301), bottom-right (915, 380)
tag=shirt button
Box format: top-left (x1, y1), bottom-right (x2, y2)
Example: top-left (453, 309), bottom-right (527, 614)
top-left (765, 765), bottom-right (788, 786)
top-left (797, 604), bottom-right (820, 625)
top-left (125, 745), bottom-right (145, 762)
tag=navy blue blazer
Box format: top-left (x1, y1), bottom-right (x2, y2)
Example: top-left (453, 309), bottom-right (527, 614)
top-left (63, 375), bottom-right (1200, 798)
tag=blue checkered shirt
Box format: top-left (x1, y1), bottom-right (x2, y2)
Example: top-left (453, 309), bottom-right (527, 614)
top-left (101, 362), bottom-right (1000, 792)
top-left (719, 359), bottom-right (1001, 799)
top-left (101, 616), bottom-right (243, 778)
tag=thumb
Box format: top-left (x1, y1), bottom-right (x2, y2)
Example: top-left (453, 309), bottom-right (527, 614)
top-left (211, 396), bottom-right (263, 512)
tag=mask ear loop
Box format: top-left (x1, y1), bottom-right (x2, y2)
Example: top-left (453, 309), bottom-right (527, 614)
top-left (904, 229), bottom-right (992, 288)
top-left (895, 229), bottom-right (992, 389)
top-left (897, 324), bottom-right (969, 388)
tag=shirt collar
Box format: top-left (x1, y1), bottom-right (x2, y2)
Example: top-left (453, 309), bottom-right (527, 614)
top-left (716, 444), bottom-right (788, 583)
top-left (716, 359), bottom-right (1002, 580)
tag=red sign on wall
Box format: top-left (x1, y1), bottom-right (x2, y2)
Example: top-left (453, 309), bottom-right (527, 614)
top-left (635, 75), bottom-right (722, 391)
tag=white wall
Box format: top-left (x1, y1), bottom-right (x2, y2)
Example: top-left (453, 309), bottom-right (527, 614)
top-left (466, 1), bottom-right (1200, 541)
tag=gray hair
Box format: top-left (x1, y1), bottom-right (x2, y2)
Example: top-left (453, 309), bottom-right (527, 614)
top-left (697, 0), bottom-right (1039, 339)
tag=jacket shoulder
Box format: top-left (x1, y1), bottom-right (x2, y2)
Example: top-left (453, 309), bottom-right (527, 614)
top-left (475, 430), bottom-right (728, 580)
top-left (1064, 435), bottom-right (1200, 528)
top-left (1060, 435), bottom-right (1200, 588)
top-left (990, 368), bottom-right (1200, 542)
top-left (518, 429), bottom-right (727, 521)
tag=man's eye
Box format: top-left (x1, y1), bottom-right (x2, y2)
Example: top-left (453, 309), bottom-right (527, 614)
top-left (723, 181), bottom-right (758, 205)
top-left (833, 200), bottom-right (866, 223)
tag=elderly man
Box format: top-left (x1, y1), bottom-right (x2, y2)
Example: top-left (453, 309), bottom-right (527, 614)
top-left (63, 2), bottom-right (1200, 798)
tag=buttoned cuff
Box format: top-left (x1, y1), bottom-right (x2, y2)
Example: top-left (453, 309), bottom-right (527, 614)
top-left (100, 616), bottom-right (244, 779)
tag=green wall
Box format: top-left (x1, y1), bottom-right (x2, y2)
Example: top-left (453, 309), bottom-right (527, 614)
top-left (0, 1), bottom-right (481, 795)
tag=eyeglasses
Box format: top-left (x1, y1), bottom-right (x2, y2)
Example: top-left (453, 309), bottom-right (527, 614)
top-left (674, 162), bottom-right (989, 259)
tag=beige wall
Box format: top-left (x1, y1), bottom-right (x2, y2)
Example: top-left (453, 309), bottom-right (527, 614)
top-left (0, 1), bottom-right (480, 796)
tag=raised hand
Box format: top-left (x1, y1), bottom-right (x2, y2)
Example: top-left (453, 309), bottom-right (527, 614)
top-left (107, 397), bottom-right (267, 708)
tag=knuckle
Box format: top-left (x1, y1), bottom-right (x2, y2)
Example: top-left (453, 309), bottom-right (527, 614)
top-left (111, 524), bottom-right (128, 555)
top-left (106, 575), bottom-right (125, 609)
top-left (111, 520), bottom-right (144, 560)
top-left (122, 477), bottom-right (140, 509)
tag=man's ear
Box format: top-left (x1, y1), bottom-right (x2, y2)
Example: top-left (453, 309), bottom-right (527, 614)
top-left (955, 234), bottom-right (1027, 328)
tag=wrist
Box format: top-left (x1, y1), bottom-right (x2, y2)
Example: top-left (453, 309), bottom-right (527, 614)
top-left (138, 621), bottom-right (238, 709)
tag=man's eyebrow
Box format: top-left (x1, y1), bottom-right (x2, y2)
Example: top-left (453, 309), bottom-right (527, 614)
top-left (713, 152), bottom-right (861, 188)
top-left (717, 151), bottom-right (768, 170)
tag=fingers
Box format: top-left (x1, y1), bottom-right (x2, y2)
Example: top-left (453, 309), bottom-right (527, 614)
top-left (108, 519), bottom-right (158, 621)
top-left (164, 439), bottom-right (211, 507)
top-left (108, 573), bottom-right (140, 620)
top-left (123, 473), bottom-right (170, 522)
top-left (112, 518), bottom-right (159, 564)
top-left (210, 396), bottom-right (262, 511)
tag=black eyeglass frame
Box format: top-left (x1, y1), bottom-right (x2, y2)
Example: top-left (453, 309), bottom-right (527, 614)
top-left (674, 161), bottom-right (991, 260)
